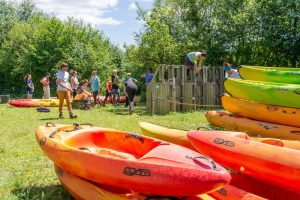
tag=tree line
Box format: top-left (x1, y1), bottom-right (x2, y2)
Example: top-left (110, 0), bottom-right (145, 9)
top-left (0, 0), bottom-right (299, 96)
top-left (0, 0), bottom-right (124, 96)
top-left (125, 0), bottom-right (300, 72)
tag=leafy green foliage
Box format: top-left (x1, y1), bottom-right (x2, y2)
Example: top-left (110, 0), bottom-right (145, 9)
top-left (127, 0), bottom-right (300, 69)
top-left (0, 0), bottom-right (124, 96)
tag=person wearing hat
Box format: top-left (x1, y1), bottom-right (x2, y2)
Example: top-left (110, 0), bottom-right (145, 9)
top-left (224, 63), bottom-right (241, 79)
top-left (111, 69), bottom-right (121, 106)
top-left (56, 63), bottom-right (77, 119)
top-left (40, 72), bottom-right (51, 99)
top-left (185, 50), bottom-right (207, 76)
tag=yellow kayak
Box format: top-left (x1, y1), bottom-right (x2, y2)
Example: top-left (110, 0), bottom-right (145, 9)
top-left (222, 94), bottom-right (300, 127)
top-left (139, 122), bottom-right (300, 150)
top-left (139, 122), bottom-right (193, 149)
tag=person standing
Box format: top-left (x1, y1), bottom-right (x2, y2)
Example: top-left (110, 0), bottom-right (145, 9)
top-left (40, 72), bottom-right (51, 99)
top-left (224, 63), bottom-right (241, 79)
top-left (56, 63), bottom-right (77, 119)
top-left (70, 71), bottom-right (79, 99)
top-left (185, 50), bottom-right (206, 76)
top-left (111, 70), bottom-right (120, 106)
top-left (103, 79), bottom-right (112, 106)
top-left (143, 68), bottom-right (154, 85)
top-left (24, 74), bottom-right (34, 99)
top-left (90, 70), bottom-right (101, 108)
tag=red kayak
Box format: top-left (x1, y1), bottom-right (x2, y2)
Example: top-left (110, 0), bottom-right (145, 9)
top-left (9, 99), bottom-right (63, 107)
top-left (188, 130), bottom-right (300, 193)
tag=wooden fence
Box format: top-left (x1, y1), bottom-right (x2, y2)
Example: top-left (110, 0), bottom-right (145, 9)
top-left (146, 65), bottom-right (225, 114)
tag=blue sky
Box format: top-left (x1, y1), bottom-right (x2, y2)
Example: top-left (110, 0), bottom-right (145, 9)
top-left (32, 0), bottom-right (154, 46)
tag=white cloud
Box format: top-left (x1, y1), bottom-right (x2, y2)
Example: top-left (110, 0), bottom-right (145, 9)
top-left (32, 0), bottom-right (123, 26)
top-left (129, 2), bottom-right (137, 11)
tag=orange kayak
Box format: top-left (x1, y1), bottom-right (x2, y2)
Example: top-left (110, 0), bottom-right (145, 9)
top-left (222, 94), bottom-right (300, 128)
top-left (188, 130), bottom-right (300, 193)
top-left (206, 111), bottom-right (300, 140)
top-left (55, 164), bottom-right (262, 200)
top-left (54, 165), bottom-right (143, 200)
top-left (231, 173), bottom-right (300, 200)
top-left (36, 123), bottom-right (230, 196)
top-left (209, 184), bottom-right (266, 200)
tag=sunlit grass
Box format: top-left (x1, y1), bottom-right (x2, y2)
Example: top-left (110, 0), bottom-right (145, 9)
top-left (0, 103), bottom-right (210, 199)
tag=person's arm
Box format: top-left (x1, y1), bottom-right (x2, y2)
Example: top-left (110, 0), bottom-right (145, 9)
top-left (27, 81), bottom-right (34, 90)
top-left (56, 77), bottom-right (73, 92)
top-left (98, 78), bottom-right (100, 94)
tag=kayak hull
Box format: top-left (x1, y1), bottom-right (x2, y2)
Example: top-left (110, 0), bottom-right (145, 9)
top-left (222, 94), bottom-right (300, 127)
top-left (224, 78), bottom-right (300, 108)
top-left (239, 66), bottom-right (300, 84)
top-left (205, 110), bottom-right (300, 140)
top-left (188, 130), bottom-right (300, 193)
top-left (9, 99), bottom-right (65, 107)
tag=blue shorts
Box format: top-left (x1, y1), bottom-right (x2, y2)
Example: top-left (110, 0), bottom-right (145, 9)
top-left (27, 90), bottom-right (33, 94)
top-left (112, 88), bottom-right (120, 95)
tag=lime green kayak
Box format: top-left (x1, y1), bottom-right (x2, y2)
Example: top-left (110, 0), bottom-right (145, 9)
top-left (239, 66), bottom-right (300, 84)
top-left (224, 78), bottom-right (300, 108)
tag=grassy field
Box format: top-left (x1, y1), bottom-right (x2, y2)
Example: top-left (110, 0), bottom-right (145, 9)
top-left (0, 103), bottom-right (211, 200)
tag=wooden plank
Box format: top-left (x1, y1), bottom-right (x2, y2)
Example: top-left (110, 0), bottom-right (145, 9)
top-left (203, 82), bottom-right (216, 105)
top-left (172, 76), bottom-right (176, 112)
top-left (182, 82), bottom-right (194, 112)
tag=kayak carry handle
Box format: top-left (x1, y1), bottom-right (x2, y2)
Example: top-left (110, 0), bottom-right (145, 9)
top-left (73, 123), bottom-right (80, 130)
top-left (196, 126), bottom-right (212, 130)
top-left (79, 123), bottom-right (93, 127)
top-left (126, 133), bottom-right (145, 143)
top-left (145, 196), bottom-right (181, 200)
top-left (186, 155), bottom-right (217, 171)
top-left (46, 122), bottom-right (56, 127)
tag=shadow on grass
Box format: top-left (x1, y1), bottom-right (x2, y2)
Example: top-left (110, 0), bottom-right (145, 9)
top-left (39, 118), bottom-right (59, 121)
top-left (12, 184), bottom-right (73, 200)
top-left (106, 107), bottom-right (150, 116)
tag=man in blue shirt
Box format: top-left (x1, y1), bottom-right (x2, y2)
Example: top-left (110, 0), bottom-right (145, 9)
top-left (144, 68), bottom-right (154, 85)
top-left (90, 70), bottom-right (100, 108)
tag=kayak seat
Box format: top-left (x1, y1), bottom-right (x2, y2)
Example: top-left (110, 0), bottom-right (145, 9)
top-left (78, 146), bottom-right (137, 160)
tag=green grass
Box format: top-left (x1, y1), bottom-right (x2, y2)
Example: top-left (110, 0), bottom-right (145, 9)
top-left (0, 103), bottom-right (210, 200)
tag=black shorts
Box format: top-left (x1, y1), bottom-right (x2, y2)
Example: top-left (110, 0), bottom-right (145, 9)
top-left (185, 55), bottom-right (194, 69)
top-left (93, 91), bottom-right (98, 102)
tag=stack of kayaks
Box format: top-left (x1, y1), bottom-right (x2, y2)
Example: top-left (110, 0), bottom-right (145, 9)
top-left (208, 65), bottom-right (300, 139)
top-left (36, 123), bottom-right (231, 199)
top-left (202, 65), bottom-right (300, 196)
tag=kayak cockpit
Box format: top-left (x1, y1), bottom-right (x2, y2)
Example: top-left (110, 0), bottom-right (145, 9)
top-left (63, 130), bottom-right (164, 160)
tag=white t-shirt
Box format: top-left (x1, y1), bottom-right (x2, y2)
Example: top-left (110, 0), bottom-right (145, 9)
top-left (226, 69), bottom-right (241, 79)
top-left (56, 71), bottom-right (70, 91)
top-left (70, 76), bottom-right (79, 90)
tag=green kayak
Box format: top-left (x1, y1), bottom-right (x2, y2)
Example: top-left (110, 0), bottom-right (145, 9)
top-left (239, 66), bottom-right (300, 84)
top-left (224, 78), bottom-right (300, 108)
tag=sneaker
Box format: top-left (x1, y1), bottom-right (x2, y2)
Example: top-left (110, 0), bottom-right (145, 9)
top-left (59, 114), bottom-right (64, 119)
top-left (70, 113), bottom-right (78, 119)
